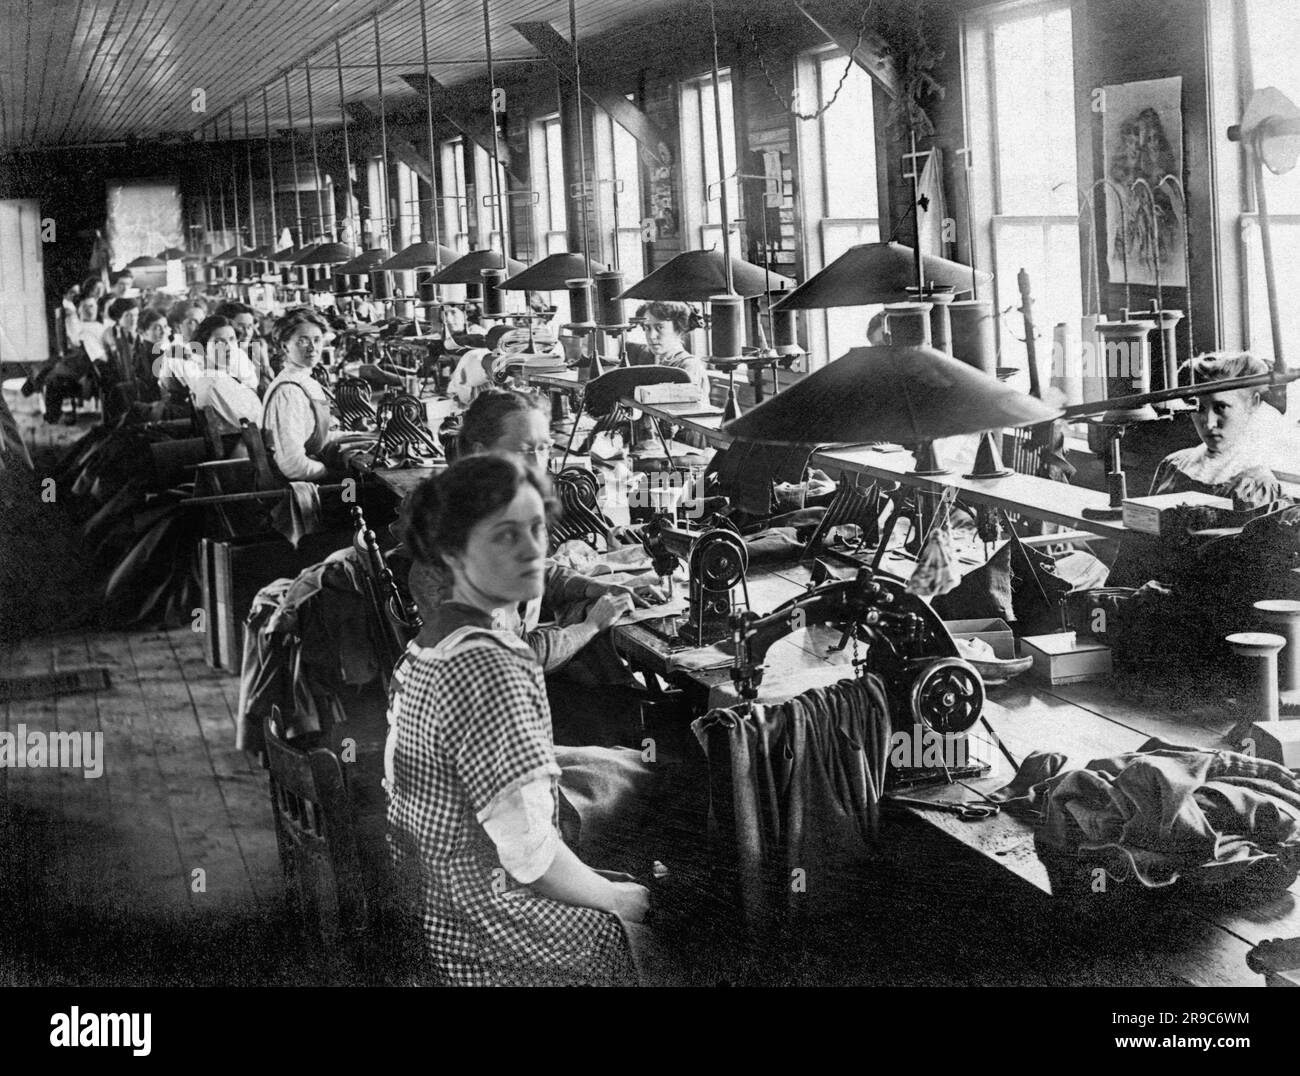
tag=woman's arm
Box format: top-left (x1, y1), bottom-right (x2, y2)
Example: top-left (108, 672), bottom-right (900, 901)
top-left (529, 841), bottom-right (648, 921)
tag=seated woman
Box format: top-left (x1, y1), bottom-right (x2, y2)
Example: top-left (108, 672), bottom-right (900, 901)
top-left (407, 389), bottom-right (651, 685)
top-left (262, 306), bottom-right (370, 482)
top-left (158, 315), bottom-right (261, 436)
top-left (636, 300), bottom-right (710, 406)
top-left (1109, 351), bottom-right (1285, 588)
top-left (387, 455), bottom-right (648, 985)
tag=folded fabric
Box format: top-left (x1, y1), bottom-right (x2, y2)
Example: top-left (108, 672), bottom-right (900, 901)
top-left (269, 480), bottom-right (323, 548)
top-left (993, 738), bottom-right (1300, 889)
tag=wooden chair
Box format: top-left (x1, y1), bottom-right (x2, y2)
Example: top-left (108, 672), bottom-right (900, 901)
top-left (264, 706), bottom-right (370, 980)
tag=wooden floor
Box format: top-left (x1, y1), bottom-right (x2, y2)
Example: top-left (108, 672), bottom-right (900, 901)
top-left (0, 626), bottom-right (298, 986)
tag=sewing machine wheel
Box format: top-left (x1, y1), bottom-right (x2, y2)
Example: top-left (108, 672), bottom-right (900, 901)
top-left (909, 658), bottom-right (984, 734)
top-left (696, 532), bottom-right (747, 592)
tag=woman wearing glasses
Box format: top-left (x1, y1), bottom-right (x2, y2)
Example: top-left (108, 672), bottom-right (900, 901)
top-left (408, 389), bottom-right (644, 677)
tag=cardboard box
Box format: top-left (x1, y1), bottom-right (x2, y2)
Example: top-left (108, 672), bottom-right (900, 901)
top-left (1022, 631), bottom-right (1113, 685)
top-left (944, 618), bottom-right (1016, 660)
top-left (634, 382), bottom-right (703, 405)
top-left (1121, 491), bottom-right (1232, 535)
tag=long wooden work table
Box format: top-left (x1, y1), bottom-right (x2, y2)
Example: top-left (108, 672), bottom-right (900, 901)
top-left (611, 560), bottom-right (1298, 988)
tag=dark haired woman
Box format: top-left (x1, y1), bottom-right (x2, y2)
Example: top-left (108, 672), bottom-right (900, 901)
top-left (261, 306), bottom-right (360, 482)
top-left (387, 455), bottom-right (648, 985)
top-left (409, 389), bottom-right (645, 684)
top-left (636, 300), bottom-right (709, 405)
top-left (156, 314), bottom-right (260, 435)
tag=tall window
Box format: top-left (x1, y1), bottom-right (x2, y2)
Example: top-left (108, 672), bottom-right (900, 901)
top-left (680, 69), bottom-right (739, 251)
top-left (530, 114), bottom-right (569, 257)
top-left (1238, 0), bottom-right (1300, 368)
top-left (365, 158), bottom-right (390, 247)
top-left (440, 138), bottom-right (470, 253)
top-left (395, 161), bottom-right (421, 249)
top-left (964, 0), bottom-right (1081, 380)
top-left (473, 143), bottom-right (510, 254)
top-left (594, 108), bottom-right (647, 276)
top-left (795, 46), bottom-right (882, 361)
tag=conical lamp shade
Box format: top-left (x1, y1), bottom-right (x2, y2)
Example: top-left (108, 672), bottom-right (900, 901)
top-left (430, 249), bottom-right (528, 284)
top-left (618, 249), bottom-right (791, 302)
top-left (126, 254), bottom-right (166, 269)
top-left (293, 241), bottom-right (356, 266)
top-left (273, 243), bottom-right (313, 264)
top-left (500, 252), bottom-right (607, 290)
top-left (381, 241), bottom-right (462, 271)
top-left (242, 243), bottom-right (277, 260)
top-left (212, 245), bottom-right (248, 264)
top-left (722, 345), bottom-right (1060, 445)
top-left (335, 247), bottom-right (394, 274)
top-left (157, 247), bottom-right (189, 260)
top-left (771, 242), bottom-right (991, 311)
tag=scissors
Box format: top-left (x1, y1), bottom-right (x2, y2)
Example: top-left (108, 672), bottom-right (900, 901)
top-left (884, 795), bottom-right (1001, 821)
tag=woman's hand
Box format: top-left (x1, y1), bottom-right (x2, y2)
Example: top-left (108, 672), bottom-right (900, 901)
top-left (584, 590), bottom-right (634, 631)
top-left (608, 880), bottom-right (651, 923)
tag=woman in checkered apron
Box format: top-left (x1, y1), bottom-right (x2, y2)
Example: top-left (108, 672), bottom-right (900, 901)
top-left (386, 455), bottom-right (649, 985)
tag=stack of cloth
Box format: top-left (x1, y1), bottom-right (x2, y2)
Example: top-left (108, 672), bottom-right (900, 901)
top-left (990, 738), bottom-right (1300, 894)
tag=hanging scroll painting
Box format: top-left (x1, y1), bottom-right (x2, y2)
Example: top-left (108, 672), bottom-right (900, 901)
top-left (1101, 76), bottom-right (1186, 288)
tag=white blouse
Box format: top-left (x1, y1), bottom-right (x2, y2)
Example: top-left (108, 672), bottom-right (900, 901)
top-left (261, 365), bottom-right (338, 481)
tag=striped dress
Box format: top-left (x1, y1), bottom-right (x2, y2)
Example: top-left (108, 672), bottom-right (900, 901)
top-left (385, 606), bottom-right (636, 986)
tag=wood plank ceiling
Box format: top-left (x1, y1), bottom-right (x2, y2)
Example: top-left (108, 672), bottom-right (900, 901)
top-left (0, 0), bottom-right (683, 153)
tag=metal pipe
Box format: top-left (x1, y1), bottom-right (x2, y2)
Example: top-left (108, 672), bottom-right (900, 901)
top-left (1060, 366), bottom-right (1300, 420)
top-left (374, 13), bottom-right (392, 248)
top-left (306, 58), bottom-right (325, 240)
top-left (244, 101), bottom-right (257, 248)
top-left (486, 0), bottom-right (510, 263)
top-left (285, 75), bottom-right (303, 245)
top-left (419, 0), bottom-right (443, 251)
top-left (229, 113), bottom-right (242, 251)
top-left (263, 88), bottom-right (278, 242)
top-left (706, 0), bottom-right (735, 297)
top-left (337, 40), bottom-right (356, 245)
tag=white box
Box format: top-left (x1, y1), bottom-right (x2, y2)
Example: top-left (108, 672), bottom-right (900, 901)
top-left (945, 618), bottom-right (1016, 659)
top-left (1022, 631), bottom-right (1113, 685)
top-left (1121, 491), bottom-right (1232, 535)
top-left (634, 382), bottom-right (703, 404)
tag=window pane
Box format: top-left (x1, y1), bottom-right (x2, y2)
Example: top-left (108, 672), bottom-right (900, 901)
top-left (819, 55), bottom-right (877, 219)
top-left (823, 219), bottom-right (881, 357)
top-left (990, 7), bottom-right (1077, 216)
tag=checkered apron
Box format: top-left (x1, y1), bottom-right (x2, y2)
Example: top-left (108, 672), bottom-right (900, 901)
top-left (386, 629), bottom-right (636, 986)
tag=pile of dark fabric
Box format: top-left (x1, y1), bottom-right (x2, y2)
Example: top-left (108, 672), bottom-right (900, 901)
top-left (692, 674), bottom-right (892, 930)
top-left (990, 738), bottom-right (1300, 902)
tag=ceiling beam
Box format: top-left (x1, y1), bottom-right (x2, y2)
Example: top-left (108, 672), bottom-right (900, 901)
top-left (343, 101), bottom-right (436, 187)
top-left (793, 1), bottom-right (899, 100)
top-left (396, 73), bottom-right (516, 179)
top-left (511, 21), bottom-right (672, 165)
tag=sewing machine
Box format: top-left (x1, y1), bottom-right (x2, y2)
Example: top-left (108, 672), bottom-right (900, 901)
top-left (728, 566), bottom-right (990, 784)
top-left (639, 514), bottom-right (750, 648)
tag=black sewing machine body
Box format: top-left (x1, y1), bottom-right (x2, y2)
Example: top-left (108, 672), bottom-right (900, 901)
top-left (728, 568), bottom-right (988, 783)
top-left (639, 515), bottom-right (749, 649)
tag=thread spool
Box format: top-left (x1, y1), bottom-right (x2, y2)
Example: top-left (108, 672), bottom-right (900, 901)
top-left (417, 274), bottom-right (438, 303)
top-left (595, 270), bottom-right (626, 327)
top-left (1256, 600), bottom-right (1300, 708)
top-left (481, 268), bottom-right (506, 316)
top-left (464, 282), bottom-right (483, 304)
top-left (369, 269), bottom-right (392, 301)
top-left (1227, 632), bottom-right (1287, 724)
top-left (1052, 321), bottom-right (1083, 405)
top-left (948, 298), bottom-right (995, 374)
top-left (1156, 308), bottom-right (1184, 397)
top-left (1097, 315), bottom-right (1157, 422)
top-left (772, 308), bottom-right (801, 355)
top-left (1080, 314), bottom-right (1106, 403)
top-left (709, 294), bottom-right (743, 358)
top-left (566, 278), bottom-right (595, 328)
top-left (925, 289), bottom-right (955, 355)
top-left (885, 302), bottom-right (933, 348)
